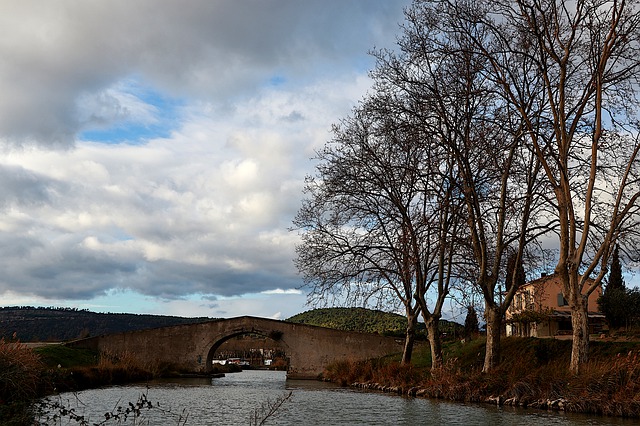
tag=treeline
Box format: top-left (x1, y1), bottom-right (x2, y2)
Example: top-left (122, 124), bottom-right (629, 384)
top-left (287, 307), bottom-right (463, 338)
top-left (0, 306), bottom-right (214, 342)
top-left (4, 306), bottom-right (90, 312)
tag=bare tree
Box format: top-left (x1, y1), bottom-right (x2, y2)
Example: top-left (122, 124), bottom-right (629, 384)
top-left (366, 79), bottom-right (467, 369)
top-left (293, 97), bottom-right (442, 364)
top-left (413, 159), bottom-right (463, 369)
top-left (438, 0), bottom-right (640, 373)
top-left (371, 1), bottom-right (549, 372)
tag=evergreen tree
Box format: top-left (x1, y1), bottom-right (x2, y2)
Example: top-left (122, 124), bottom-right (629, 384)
top-left (607, 245), bottom-right (625, 293)
top-left (464, 306), bottom-right (479, 340)
top-left (599, 289), bottom-right (629, 329)
top-left (599, 246), bottom-right (630, 329)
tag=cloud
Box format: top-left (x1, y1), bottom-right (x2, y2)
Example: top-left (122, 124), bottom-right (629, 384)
top-left (0, 0), bottom-right (406, 147)
top-left (261, 289), bottom-right (303, 295)
top-left (0, 75), bottom-right (375, 302)
top-left (0, 164), bottom-right (63, 210)
top-left (0, 0), bottom-right (411, 316)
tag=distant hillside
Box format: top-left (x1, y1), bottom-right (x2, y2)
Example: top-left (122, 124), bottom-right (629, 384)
top-left (0, 305), bottom-right (464, 342)
top-left (0, 306), bottom-right (215, 342)
top-left (287, 307), bottom-right (463, 337)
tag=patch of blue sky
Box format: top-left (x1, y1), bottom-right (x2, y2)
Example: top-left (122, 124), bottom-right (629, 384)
top-left (78, 80), bottom-right (185, 145)
top-left (105, 226), bottom-right (134, 242)
top-left (268, 75), bottom-right (287, 87)
top-left (354, 55), bottom-right (376, 73)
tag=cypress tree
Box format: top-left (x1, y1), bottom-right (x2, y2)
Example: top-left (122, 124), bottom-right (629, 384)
top-left (607, 245), bottom-right (625, 293)
top-left (599, 245), bottom-right (629, 329)
top-left (464, 306), bottom-right (479, 340)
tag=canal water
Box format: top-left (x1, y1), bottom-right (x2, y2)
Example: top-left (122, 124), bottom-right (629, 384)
top-left (40, 370), bottom-right (635, 425)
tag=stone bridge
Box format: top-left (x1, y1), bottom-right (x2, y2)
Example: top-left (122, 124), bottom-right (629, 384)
top-left (68, 316), bottom-right (402, 379)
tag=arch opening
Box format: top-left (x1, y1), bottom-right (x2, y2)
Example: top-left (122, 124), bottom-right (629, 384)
top-left (205, 330), bottom-right (289, 372)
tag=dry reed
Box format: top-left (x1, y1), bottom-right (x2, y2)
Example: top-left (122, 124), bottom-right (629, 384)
top-left (324, 338), bottom-right (640, 418)
top-left (0, 338), bottom-right (45, 424)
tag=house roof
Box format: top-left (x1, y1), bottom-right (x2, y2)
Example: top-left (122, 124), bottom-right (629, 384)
top-left (526, 273), bottom-right (560, 286)
top-left (520, 273), bottom-right (599, 291)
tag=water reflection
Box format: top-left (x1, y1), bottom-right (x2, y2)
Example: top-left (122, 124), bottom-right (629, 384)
top-left (43, 370), bottom-right (635, 425)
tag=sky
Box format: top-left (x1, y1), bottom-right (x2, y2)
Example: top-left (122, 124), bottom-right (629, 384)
top-left (0, 0), bottom-right (413, 320)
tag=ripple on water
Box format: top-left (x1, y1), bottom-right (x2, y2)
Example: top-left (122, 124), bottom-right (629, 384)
top-left (39, 370), bottom-right (636, 425)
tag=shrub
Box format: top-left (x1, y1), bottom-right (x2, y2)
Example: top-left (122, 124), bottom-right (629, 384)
top-left (324, 358), bottom-right (422, 388)
top-left (0, 339), bottom-right (44, 424)
top-left (323, 337), bottom-right (640, 418)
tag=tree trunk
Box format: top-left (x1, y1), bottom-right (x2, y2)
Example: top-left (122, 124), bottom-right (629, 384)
top-left (402, 313), bottom-right (417, 364)
top-left (425, 315), bottom-right (443, 370)
top-left (569, 294), bottom-right (589, 374)
top-left (483, 303), bottom-right (502, 373)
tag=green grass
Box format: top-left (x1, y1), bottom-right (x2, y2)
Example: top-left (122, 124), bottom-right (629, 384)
top-left (34, 344), bottom-right (98, 368)
top-left (408, 337), bottom-right (486, 371)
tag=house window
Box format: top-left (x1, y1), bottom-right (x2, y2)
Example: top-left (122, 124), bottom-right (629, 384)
top-left (557, 293), bottom-right (568, 307)
top-left (524, 291), bottom-right (533, 310)
top-left (516, 293), bottom-right (524, 310)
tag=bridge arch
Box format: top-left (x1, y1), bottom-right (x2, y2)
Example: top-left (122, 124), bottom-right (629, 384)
top-left (68, 316), bottom-right (401, 379)
top-left (204, 329), bottom-right (291, 372)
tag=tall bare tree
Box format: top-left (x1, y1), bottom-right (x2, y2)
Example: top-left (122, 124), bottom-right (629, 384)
top-left (366, 75), bottom-right (466, 368)
top-left (293, 96), bottom-right (455, 365)
top-left (371, 1), bottom-right (549, 372)
top-left (435, 0), bottom-right (640, 373)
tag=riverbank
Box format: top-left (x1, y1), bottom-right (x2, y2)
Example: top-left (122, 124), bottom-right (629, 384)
top-left (35, 344), bottom-right (246, 392)
top-left (323, 336), bottom-right (640, 418)
top-left (3, 335), bottom-right (639, 422)
top-left (0, 341), bottom-right (244, 424)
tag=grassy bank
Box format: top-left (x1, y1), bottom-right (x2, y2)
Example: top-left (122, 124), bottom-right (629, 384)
top-left (323, 336), bottom-right (640, 418)
top-left (1, 341), bottom-right (208, 424)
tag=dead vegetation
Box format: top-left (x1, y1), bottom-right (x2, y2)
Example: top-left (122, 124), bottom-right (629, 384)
top-left (324, 336), bottom-right (640, 418)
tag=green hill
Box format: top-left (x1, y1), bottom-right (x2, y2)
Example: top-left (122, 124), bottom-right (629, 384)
top-left (287, 307), bottom-right (463, 338)
top-left (0, 306), bottom-right (214, 342)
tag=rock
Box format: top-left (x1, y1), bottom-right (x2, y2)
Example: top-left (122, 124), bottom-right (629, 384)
top-left (504, 397), bottom-right (517, 406)
top-left (548, 398), bottom-right (567, 410)
top-left (486, 396), bottom-right (503, 406)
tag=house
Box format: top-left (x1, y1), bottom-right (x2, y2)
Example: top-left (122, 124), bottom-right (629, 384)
top-left (505, 274), bottom-right (606, 337)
